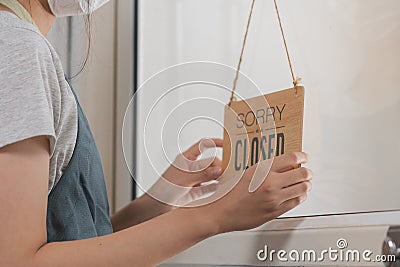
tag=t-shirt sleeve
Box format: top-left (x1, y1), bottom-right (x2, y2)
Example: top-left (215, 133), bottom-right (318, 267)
top-left (0, 30), bottom-right (56, 155)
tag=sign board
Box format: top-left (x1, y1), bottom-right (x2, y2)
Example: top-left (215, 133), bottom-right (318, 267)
top-left (222, 86), bottom-right (305, 178)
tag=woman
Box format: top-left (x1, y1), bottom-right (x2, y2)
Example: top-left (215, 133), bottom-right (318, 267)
top-left (0, 0), bottom-right (313, 266)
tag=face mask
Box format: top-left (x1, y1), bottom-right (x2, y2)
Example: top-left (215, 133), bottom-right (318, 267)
top-left (48, 0), bottom-right (110, 17)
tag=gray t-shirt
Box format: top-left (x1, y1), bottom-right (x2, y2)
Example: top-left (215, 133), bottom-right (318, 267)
top-left (0, 11), bottom-right (78, 193)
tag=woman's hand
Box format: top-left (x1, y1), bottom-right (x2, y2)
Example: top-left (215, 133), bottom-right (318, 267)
top-left (204, 151), bottom-right (313, 234)
top-left (112, 138), bottom-right (223, 231)
top-left (162, 138), bottom-right (223, 187)
top-left (146, 138), bottom-right (224, 207)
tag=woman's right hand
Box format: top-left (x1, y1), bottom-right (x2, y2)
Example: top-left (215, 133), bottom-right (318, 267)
top-left (206, 152), bottom-right (312, 234)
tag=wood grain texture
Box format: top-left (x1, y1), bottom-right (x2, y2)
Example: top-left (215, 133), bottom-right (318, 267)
top-left (222, 86), bottom-right (305, 179)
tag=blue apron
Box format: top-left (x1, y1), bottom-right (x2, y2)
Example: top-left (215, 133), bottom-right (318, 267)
top-left (46, 85), bottom-right (113, 242)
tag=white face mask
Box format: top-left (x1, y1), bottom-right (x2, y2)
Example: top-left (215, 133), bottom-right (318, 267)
top-left (48, 0), bottom-right (110, 17)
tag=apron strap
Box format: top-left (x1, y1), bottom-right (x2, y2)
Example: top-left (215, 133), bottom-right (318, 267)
top-left (0, 0), bottom-right (37, 27)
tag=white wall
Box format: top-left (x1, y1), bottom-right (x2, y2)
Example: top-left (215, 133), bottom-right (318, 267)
top-left (137, 0), bottom-right (400, 217)
top-left (48, 0), bottom-right (135, 212)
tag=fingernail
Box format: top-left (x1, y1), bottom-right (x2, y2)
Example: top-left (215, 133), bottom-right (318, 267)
top-left (213, 166), bottom-right (222, 178)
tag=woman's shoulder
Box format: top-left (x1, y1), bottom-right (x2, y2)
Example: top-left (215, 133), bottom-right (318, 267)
top-left (0, 12), bottom-right (73, 124)
top-left (0, 12), bottom-right (53, 64)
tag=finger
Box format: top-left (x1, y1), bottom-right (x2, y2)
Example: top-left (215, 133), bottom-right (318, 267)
top-left (179, 156), bottom-right (223, 185)
top-left (192, 165), bottom-right (222, 184)
top-left (182, 138), bottom-right (223, 160)
top-left (275, 167), bottom-right (313, 189)
top-left (189, 157), bottom-right (222, 172)
top-left (187, 183), bottom-right (218, 200)
top-left (192, 157), bottom-right (222, 171)
top-left (211, 157), bottom-right (222, 168)
top-left (248, 159), bottom-right (274, 193)
top-left (270, 152), bottom-right (309, 173)
top-left (273, 194), bottom-right (308, 218)
top-left (279, 181), bottom-right (312, 204)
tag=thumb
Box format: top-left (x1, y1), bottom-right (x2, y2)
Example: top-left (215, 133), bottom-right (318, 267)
top-left (195, 165), bottom-right (222, 184)
top-left (185, 165), bottom-right (222, 185)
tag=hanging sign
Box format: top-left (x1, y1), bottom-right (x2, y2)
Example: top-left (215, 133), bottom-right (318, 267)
top-left (222, 86), bottom-right (305, 178)
top-left (220, 0), bottom-right (305, 180)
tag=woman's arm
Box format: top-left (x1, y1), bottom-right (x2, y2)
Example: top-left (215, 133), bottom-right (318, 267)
top-left (111, 193), bottom-right (172, 232)
top-left (111, 138), bottom-right (224, 232)
top-left (36, 204), bottom-right (217, 267)
top-left (0, 136), bottom-right (311, 267)
top-left (0, 136), bottom-right (215, 267)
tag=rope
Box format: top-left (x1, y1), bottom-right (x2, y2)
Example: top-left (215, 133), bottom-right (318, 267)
top-left (229, 0), bottom-right (301, 105)
top-left (229, 0), bottom-right (256, 106)
top-left (273, 0), bottom-right (301, 87)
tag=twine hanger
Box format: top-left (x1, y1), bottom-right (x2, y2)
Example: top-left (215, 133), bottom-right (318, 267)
top-left (229, 0), bottom-right (301, 106)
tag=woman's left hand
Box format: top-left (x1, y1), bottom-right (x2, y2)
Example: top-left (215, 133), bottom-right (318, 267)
top-left (147, 138), bottom-right (223, 207)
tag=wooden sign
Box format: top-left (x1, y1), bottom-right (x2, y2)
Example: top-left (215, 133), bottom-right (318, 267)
top-left (222, 86), bottom-right (305, 179)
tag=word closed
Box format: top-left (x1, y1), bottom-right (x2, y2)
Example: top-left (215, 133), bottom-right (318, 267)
top-left (222, 86), bottom-right (305, 178)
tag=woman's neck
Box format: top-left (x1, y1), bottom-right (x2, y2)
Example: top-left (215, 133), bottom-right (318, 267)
top-left (0, 0), bottom-right (55, 35)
